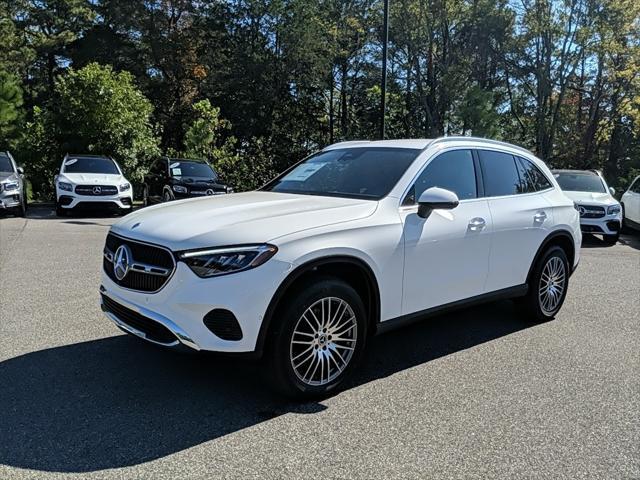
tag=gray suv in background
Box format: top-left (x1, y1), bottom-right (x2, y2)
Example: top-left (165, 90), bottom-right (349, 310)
top-left (0, 151), bottom-right (27, 217)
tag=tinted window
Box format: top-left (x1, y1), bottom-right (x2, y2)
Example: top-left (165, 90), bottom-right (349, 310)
top-left (516, 157), bottom-right (552, 192)
top-left (169, 160), bottom-right (217, 179)
top-left (554, 172), bottom-right (606, 193)
top-left (264, 147), bottom-right (421, 200)
top-left (405, 149), bottom-right (476, 204)
top-left (630, 178), bottom-right (640, 193)
top-left (478, 150), bottom-right (521, 196)
top-left (150, 160), bottom-right (165, 175)
top-left (0, 154), bottom-right (14, 173)
top-left (63, 156), bottom-right (119, 175)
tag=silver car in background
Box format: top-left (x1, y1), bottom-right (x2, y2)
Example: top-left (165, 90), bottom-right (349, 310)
top-left (0, 151), bottom-right (27, 217)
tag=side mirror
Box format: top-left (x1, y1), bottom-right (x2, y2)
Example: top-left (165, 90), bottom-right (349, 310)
top-left (16, 167), bottom-right (24, 175)
top-left (609, 187), bottom-right (615, 196)
top-left (417, 187), bottom-right (459, 218)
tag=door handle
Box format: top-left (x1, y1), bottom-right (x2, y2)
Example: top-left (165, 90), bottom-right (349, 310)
top-left (468, 217), bottom-right (486, 231)
top-left (534, 211), bottom-right (547, 223)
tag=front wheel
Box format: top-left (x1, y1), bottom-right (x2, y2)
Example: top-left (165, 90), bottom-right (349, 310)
top-left (519, 246), bottom-right (569, 322)
top-left (162, 189), bottom-right (173, 203)
top-left (268, 277), bottom-right (368, 399)
top-left (603, 233), bottom-right (619, 245)
top-left (16, 194), bottom-right (27, 217)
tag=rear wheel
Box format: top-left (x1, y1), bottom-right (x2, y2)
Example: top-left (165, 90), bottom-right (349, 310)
top-left (519, 246), bottom-right (569, 322)
top-left (268, 277), bottom-right (367, 399)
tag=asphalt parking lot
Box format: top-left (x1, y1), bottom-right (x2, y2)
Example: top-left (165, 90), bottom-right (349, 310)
top-left (0, 206), bottom-right (639, 479)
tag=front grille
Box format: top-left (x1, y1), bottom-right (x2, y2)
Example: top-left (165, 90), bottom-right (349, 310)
top-left (578, 204), bottom-right (605, 218)
top-left (103, 233), bottom-right (175, 292)
top-left (101, 294), bottom-right (176, 344)
top-left (75, 185), bottom-right (118, 196)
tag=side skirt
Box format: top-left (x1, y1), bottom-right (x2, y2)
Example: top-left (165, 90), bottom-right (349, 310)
top-left (376, 284), bottom-right (528, 335)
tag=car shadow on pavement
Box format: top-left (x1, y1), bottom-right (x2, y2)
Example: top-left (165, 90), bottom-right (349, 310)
top-left (0, 300), bottom-right (534, 473)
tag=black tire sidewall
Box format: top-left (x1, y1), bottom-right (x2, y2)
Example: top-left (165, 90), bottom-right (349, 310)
top-left (269, 276), bottom-right (368, 398)
top-left (526, 246), bottom-right (570, 321)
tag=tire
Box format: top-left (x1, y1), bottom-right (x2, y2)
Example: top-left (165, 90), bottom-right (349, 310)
top-left (142, 187), bottom-right (149, 207)
top-left (603, 233), bottom-right (619, 245)
top-left (55, 202), bottom-right (67, 217)
top-left (162, 189), bottom-right (173, 203)
top-left (15, 194), bottom-right (26, 217)
top-left (267, 276), bottom-right (368, 399)
top-left (519, 246), bottom-right (570, 322)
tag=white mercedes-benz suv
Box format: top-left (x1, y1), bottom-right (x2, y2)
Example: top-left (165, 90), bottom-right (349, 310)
top-left (55, 154), bottom-right (133, 216)
top-left (552, 169), bottom-right (622, 244)
top-left (100, 137), bottom-right (581, 397)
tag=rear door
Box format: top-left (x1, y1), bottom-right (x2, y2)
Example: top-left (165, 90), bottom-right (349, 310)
top-left (624, 177), bottom-right (640, 223)
top-left (479, 150), bottom-right (554, 292)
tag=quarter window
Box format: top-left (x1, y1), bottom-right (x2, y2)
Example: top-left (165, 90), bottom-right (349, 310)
top-left (404, 149), bottom-right (477, 204)
top-left (478, 150), bottom-right (521, 197)
top-left (516, 156), bottom-right (551, 192)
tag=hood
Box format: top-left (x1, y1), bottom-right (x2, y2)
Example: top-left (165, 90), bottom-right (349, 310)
top-left (0, 172), bottom-right (18, 183)
top-left (60, 173), bottom-right (126, 185)
top-left (111, 191), bottom-right (377, 250)
top-left (562, 190), bottom-right (618, 206)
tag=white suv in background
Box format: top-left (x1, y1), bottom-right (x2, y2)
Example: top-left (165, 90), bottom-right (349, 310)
top-left (552, 169), bottom-right (622, 244)
top-left (100, 137), bottom-right (581, 398)
top-left (55, 154), bottom-right (133, 216)
top-left (621, 175), bottom-right (640, 232)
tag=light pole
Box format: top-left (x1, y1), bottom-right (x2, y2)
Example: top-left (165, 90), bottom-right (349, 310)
top-left (380, 0), bottom-right (389, 140)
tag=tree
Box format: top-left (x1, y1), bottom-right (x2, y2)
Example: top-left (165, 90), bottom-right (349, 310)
top-left (20, 63), bottom-right (160, 199)
top-left (0, 71), bottom-right (24, 149)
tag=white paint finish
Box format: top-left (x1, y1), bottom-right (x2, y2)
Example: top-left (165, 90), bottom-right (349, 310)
top-left (101, 138), bottom-right (582, 353)
top-left (621, 176), bottom-right (640, 224)
top-left (400, 198), bottom-right (493, 313)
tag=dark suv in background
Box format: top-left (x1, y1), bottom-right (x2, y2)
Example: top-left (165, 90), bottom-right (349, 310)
top-left (0, 151), bottom-right (27, 217)
top-left (142, 157), bottom-right (231, 206)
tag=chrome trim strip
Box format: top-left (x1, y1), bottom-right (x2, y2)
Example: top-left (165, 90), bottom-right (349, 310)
top-left (100, 290), bottom-right (200, 351)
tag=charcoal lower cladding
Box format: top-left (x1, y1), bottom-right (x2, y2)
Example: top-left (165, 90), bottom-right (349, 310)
top-left (103, 233), bottom-right (175, 292)
top-left (101, 294), bottom-right (177, 344)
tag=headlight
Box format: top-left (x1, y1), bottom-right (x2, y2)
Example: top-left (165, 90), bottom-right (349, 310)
top-left (607, 205), bottom-right (621, 215)
top-left (2, 181), bottom-right (19, 191)
top-left (173, 185), bottom-right (187, 193)
top-left (119, 183), bottom-right (131, 192)
top-left (179, 244), bottom-right (278, 278)
top-left (58, 181), bottom-right (73, 192)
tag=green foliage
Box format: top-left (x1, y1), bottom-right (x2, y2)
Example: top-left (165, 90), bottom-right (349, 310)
top-left (20, 63), bottom-right (160, 199)
top-left (3, 0), bottom-right (639, 194)
top-left (0, 70), bottom-right (24, 148)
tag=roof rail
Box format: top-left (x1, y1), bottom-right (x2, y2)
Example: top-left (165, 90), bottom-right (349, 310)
top-left (322, 140), bottom-right (371, 151)
top-left (430, 136), bottom-right (534, 157)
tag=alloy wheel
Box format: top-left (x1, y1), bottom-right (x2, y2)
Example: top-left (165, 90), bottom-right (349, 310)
top-left (538, 256), bottom-right (566, 315)
top-left (289, 297), bottom-right (357, 387)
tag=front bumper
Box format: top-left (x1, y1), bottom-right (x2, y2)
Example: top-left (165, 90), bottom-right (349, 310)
top-left (0, 189), bottom-right (22, 208)
top-left (579, 214), bottom-right (621, 235)
top-left (100, 257), bottom-right (293, 353)
top-left (57, 190), bottom-right (133, 210)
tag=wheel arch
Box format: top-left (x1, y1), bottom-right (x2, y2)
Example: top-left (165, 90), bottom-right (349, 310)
top-left (255, 255), bottom-right (381, 356)
top-left (526, 229), bottom-right (576, 284)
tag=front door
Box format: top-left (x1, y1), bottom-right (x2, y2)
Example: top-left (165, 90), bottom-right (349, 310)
top-left (401, 149), bottom-right (492, 314)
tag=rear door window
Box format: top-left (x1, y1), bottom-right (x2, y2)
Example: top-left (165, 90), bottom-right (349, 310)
top-left (478, 150), bottom-right (522, 197)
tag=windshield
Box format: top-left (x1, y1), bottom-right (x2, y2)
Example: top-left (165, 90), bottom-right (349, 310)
top-left (63, 157), bottom-right (120, 175)
top-left (554, 172), bottom-right (606, 193)
top-left (0, 154), bottom-right (14, 173)
top-left (169, 160), bottom-right (217, 179)
top-left (263, 147), bottom-right (421, 200)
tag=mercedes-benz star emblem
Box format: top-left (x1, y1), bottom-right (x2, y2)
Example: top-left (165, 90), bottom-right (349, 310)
top-left (93, 186), bottom-right (102, 195)
top-left (113, 244), bottom-right (133, 280)
top-left (578, 206), bottom-right (586, 216)
top-left (206, 189), bottom-right (214, 196)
